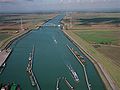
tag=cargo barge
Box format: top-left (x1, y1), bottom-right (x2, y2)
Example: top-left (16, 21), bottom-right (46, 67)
top-left (66, 65), bottom-right (79, 82)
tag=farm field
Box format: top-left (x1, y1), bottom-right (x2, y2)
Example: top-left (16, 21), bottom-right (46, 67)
top-left (63, 12), bottom-right (120, 89)
top-left (97, 46), bottom-right (120, 67)
top-left (63, 12), bottom-right (120, 30)
top-left (0, 32), bottom-right (11, 42)
top-left (74, 31), bottom-right (120, 45)
top-left (0, 13), bottom-right (57, 32)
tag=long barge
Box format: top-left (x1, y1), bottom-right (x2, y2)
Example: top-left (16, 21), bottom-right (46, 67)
top-left (66, 65), bottom-right (79, 82)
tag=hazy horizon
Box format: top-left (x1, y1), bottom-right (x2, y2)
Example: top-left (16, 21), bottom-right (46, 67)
top-left (0, 0), bottom-right (120, 13)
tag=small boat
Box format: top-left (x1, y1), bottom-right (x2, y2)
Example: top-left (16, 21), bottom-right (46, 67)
top-left (2, 63), bottom-right (6, 68)
top-left (0, 63), bottom-right (6, 74)
top-left (29, 53), bottom-right (32, 61)
top-left (4, 84), bottom-right (10, 90)
top-left (10, 83), bottom-right (17, 90)
top-left (81, 60), bottom-right (86, 63)
top-left (0, 84), bottom-right (10, 90)
top-left (74, 51), bottom-right (79, 56)
top-left (80, 56), bottom-right (84, 59)
top-left (16, 84), bottom-right (21, 90)
top-left (1, 87), bottom-right (5, 90)
top-left (10, 83), bottom-right (20, 90)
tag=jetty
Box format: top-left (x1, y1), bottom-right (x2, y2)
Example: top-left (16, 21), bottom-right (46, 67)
top-left (66, 45), bottom-right (91, 90)
top-left (64, 78), bottom-right (74, 90)
top-left (26, 45), bottom-right (41, 90)
top-left (0, 63), bottom-right (6, 74)
top-left (0, 48), bottom-right (12, 74)
top-left (0, 48), bottom-right (12, 67)
top-left (56, 77), bottom-right (61, 90)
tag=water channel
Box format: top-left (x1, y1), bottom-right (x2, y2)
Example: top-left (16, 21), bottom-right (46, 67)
top-left (0, 15), bottom-right (106, 90)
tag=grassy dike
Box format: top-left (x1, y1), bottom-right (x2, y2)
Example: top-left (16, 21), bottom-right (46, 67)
top-left (0, 30), bottom-right (30, 50)
top-left (0, 21), bottom-right (44, 50)
top-left (0, 14), bottom-right (58, 51)
top-left (62, 30), bottom-right (120, 90)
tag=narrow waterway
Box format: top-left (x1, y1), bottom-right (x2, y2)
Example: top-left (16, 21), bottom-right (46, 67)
top-left (0, 15), bottom-right (106, 90)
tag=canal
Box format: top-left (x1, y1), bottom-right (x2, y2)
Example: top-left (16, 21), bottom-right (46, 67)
top-left (0, 15), bottom-right (106, 90)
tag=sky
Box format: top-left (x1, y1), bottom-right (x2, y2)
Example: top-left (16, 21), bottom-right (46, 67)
top-left (0, 0), bottom-right (120, 13)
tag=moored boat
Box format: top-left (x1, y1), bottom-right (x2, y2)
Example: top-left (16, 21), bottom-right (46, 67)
top-left (67, 65), bottom-right (79, 82)
top-left (2, 63), bottom-right (6, 68)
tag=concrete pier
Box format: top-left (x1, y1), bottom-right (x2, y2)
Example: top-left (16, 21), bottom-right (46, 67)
top-left (30, 75), bottom-right (36, 86)
top-left (0, 48), bottom-right (12, 67)
top-left (0, 63), bottom-right (5, 74)
top-left (64, 78), bottom-right (74, 90)
top-left (56, 77), bottom-right (61, 90)
top-left (26, 45), bottom-right (41, 90)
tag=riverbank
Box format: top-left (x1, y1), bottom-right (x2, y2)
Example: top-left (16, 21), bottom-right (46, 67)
top-left (0, 13), bottom-right (58, 50)
top-left (0, 21), bottom-right (46, 50)
top-left (0, 30), bottom-right (31, 50)
top-left (62, 30), bottom-right (119, 90)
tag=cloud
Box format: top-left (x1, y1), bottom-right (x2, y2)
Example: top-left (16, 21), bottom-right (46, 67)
top-left (0, 0), bottom-right (119, 12)
top-left (0, 0), bottom-right (16, 3)
top-left (26, 0), bottom-right (34, 1)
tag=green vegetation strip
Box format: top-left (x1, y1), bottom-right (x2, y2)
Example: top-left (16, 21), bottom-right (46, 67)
top-left (74, 31), bottom-right (117, 45)
top-left (0, 30), bottom-right (30, 50)
top-left (77, 18), bottom-right (120, 24)
top-left (0, 33), bottom-right (12, 42)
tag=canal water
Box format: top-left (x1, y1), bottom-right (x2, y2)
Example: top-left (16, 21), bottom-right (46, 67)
top-left (0, 15), bottom-right (106, 90)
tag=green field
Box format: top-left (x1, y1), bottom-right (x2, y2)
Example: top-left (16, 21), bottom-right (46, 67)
top-left (0, 33), bottom-right (11, 42)
top-left (77, 18), bottom-right (120, 25)
top-left (74, 31), bottom-right (118, 45)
